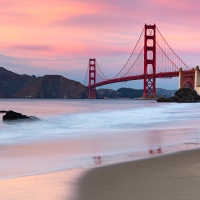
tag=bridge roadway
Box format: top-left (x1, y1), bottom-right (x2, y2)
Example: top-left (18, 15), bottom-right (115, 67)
top-left (90, 70), bottom-right (194, 88)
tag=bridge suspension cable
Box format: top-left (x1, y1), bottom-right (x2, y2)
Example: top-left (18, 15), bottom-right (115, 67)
top-left (96, 61), bottom-right (109, 80)
top-left (156, 41), bottom-right (179, 71)
top-left (156, 27), bottom-right (190, 70)
top-left (94, 27), bottom-right (145, 81)
top-left (112, 27), bottom-right (145, 79)
top-left (83, 66), bottom-right (89, 86)
top-left (122, 47), bottom-right (144, 77)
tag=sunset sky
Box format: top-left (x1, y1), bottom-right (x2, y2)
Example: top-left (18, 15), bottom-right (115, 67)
top-left (0, 0), bottom-right (200, 89)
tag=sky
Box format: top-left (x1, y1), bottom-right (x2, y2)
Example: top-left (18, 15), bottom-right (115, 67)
top-left (0, 0), bottom-right (200, 90)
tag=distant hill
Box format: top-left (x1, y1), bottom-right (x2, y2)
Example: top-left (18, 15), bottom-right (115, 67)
top-left (97, 89), bottom-right (121, 99)
top-left (97, 88), bottom-right (176, 99)
top-left (117, 88), bottom-right (143, 98)
top-left (97, 88), bottom-right (143, 99)
top-left (0, 67), bottom-right (87, 98)
top-left (0, 67), bottom-right (176, 99)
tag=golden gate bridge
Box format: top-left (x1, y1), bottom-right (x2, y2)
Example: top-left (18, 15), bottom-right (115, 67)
top-left (84, 24), bottom-right (197, 99)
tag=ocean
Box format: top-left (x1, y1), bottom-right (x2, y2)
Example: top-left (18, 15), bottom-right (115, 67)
top-left (0, 99), bottom-right (200, 179)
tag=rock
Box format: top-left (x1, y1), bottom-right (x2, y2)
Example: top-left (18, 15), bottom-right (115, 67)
top-left (157, 88), bottom-right (200, 103)
top-left (2, 110), bottom-right (39, 121)
top-left (175, 88), bottom-right (200, 102)
top-left (0, 110), bottom-right (7, 113)
top-left (157, 96), bottom-right (178, 102)
top-left (157, 97), bottom-right (164, 102)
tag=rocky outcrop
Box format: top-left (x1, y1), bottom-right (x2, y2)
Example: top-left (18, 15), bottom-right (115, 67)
top-left (157, 88), bottom-right (200, 103)
top-left (0, 67), bottom-right (87, 98)
top-left (2, 110), bottom-right (39, 121)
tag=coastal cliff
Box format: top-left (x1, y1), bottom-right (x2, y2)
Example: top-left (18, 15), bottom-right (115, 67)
top-left (0, 67), bottom-right (87, 98)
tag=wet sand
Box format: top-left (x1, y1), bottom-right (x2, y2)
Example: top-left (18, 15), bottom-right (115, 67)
top-left (75, 149), bottom-right (200, 200)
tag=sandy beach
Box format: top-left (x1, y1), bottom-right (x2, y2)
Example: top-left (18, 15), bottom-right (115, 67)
top-left (75, 148), bottom-right (200, 200)
top-left (1, 148), bottom-right (200, 200)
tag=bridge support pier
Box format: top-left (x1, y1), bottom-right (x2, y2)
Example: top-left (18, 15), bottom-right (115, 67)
top-left (194, 66), bottom-right (200, 94)
top-left (178, 67), bottom-right (195, 90)
top-left (178, 66), bottom-right (200, 95)
top-left (88, 87), bottom-right (97, 99)
top-left (142, 24), bottom-right (156, 98)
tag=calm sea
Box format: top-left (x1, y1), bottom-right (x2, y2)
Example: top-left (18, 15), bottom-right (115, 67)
top-left (0, 99), bottom-right (200, 179)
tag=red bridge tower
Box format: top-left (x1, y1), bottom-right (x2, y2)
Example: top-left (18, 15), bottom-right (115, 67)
top-left (88, 58), bottom-right (97, 98)
top-left (142, 24), bottom-right (156, 98)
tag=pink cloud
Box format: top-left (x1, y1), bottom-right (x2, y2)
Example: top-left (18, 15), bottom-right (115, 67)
top-left (0, 0), bottom-right (200, 89)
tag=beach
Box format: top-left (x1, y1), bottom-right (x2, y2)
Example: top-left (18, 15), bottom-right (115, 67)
top-left (1, 148), bottom-right (200, 200)
top-left (0, 169), bottom-right (83, 200)
top-left (75, 148), bottom-right (200, 200)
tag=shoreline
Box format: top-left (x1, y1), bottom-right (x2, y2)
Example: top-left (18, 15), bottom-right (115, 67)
top-left (1, 148), bottom-right (200, 199)
top-left (0, 136), bottom-right (198, 181)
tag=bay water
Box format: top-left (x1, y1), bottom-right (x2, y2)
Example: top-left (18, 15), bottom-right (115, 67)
top-left (0, 99), bottom-right (200, 180)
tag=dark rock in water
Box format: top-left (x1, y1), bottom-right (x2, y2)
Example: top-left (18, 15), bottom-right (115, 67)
top-left (157, 96), bottom-right (179, 102)
top-left (29, 116), bottom-right (40, 120)
top-left (157, 96), bottom-right (178, 102)
top-left (2, 110), bottom-right (39, 121)
top-left (157, 88), bottom-right (200, 103)
top-left (0, 110), bottom-right (7, 113)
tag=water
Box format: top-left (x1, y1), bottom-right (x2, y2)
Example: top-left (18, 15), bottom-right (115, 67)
top-left (0, 99), bottom-right (200, 179)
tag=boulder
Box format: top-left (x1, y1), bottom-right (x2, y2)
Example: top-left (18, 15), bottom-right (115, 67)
top-left (2, 110), bottom-right (39, 121)
top-left (157, 88), bottom-right (200, 103)
top-left (157, 96), bottom-right (178, 102)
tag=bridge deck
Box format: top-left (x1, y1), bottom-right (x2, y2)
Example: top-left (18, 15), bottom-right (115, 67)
top-left (89, 72), bottom-right (177, 88)
top-left (89, 70), bottom-right (194, 88)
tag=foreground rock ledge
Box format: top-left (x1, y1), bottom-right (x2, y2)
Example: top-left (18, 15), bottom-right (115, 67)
top-left (157, 88), bottom-right (200, 103)
top-left (3, 110), bottom-right (39, 121)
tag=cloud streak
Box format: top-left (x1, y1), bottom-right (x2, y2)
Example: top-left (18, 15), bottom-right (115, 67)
top-left (11, 45), bottom-right (54, 51)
